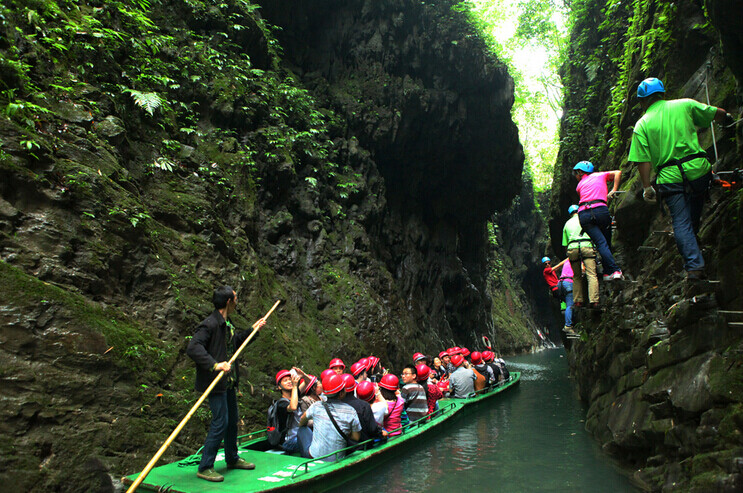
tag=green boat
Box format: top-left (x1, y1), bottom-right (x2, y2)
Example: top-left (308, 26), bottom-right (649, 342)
top-left (124, 372), bottom-right (521, 492)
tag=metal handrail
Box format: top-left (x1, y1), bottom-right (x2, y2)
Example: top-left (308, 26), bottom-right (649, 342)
top-left (290, 402), bottom-right (457, 479)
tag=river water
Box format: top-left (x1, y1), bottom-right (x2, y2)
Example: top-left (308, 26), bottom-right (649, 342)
top-left (333, 348), bottom-right (637, 492)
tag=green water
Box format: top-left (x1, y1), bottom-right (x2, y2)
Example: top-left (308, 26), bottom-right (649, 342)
top-left (334, 349), bottom-right (637, 492)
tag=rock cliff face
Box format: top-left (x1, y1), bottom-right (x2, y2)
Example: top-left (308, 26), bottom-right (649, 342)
top-left (551, 0), bottom-right (743, 490)
top-left (0, 0), bottom-right (531, 491)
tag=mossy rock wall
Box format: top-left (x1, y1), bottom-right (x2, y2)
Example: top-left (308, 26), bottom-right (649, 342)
top-left (551, 0), bottom-right (743, 490)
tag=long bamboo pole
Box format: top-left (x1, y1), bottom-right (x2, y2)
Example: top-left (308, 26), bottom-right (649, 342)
top-left (126, 299), bottom-right (282, 493)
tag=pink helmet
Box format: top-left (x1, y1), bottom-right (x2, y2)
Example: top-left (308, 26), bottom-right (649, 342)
top-left (356, 381), bottom-right (376, 403)
top-left (416, 364), bottom-right (431, 382)
top-left (451, 354), bottom-right (465, 367)
top-left (342, 373), bottom-right (357, 392)
top-left (321, 369), bottom-right (336, 381)
top-left (379, 374), bottom-right (399, 391)
top-left (329, 358), bottom-right (345, 370)
top-left (275, 369), bottom-right (291, 385)
top-left (322, 373), bottom-right (345, 395)
top-left (470, 351), bottom-right (483, 364)
top-left (413, 352), bottom-right (425, 363)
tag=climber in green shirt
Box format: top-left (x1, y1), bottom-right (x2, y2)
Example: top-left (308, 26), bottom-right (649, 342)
top-left (628, 77), bottom-right (734, 279)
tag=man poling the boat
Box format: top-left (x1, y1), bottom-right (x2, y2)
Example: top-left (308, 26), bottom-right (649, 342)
top-left (184, 286), bottom-right (266, 482)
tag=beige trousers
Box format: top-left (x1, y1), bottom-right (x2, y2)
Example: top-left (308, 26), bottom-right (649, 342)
top-left (567, 246), bottom-right (599, 304)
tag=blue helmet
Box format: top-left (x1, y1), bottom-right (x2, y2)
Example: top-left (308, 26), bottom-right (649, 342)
top-left (568, 205), bottom-right (579, 214)
top-left (637, 77), bottom-right (665, 98)
top-left (541, 256), bottom-right (551, 264)
top-left (573, 161), bottom-right (594, 174)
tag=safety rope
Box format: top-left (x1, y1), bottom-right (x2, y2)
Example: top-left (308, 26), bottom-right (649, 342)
top-left (704, 60), bottom-right (719, 167)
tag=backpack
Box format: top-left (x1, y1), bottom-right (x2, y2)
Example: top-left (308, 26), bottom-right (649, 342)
top-left (266, 397), bottom-right (290, 447)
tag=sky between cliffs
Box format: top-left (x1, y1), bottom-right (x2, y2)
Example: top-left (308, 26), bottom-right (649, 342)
top-left (466, 0), bottom-right (569, 191)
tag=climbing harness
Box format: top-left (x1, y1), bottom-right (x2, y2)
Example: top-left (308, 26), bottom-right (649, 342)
top-left (578, 199), bottom-right (607, 208)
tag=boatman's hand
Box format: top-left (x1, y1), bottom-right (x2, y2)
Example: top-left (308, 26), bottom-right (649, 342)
top-left (255, 318), bottom-right (266, 330)
top-left (215, 361), bottom-right (231, 373)
top-left (643, 186), bottom-right (657, 204)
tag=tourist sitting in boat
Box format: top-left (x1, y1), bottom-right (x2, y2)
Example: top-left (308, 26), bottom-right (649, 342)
top-left (412, 352), bottom-right (427, 365)
top-left (433, 355), bottom-right (448, 381)
top-left (416, 364), bottom-right (443, 415)
top-left (448, 354), bottom-right (476, 398)
top-left (297, 373), bottom-right (361, 461)
top-left (494, 355), bottom-right (510, 381)
top-left (367, 355), bottom-right (384, 382)
top-left (356, 381), bottom-right (389, 428)
top-left (470, 351), bottom-right (496, 386)
top-left (274, 369), bottom-right (304, 454)
top-left (400, 364), bottom-right (428, 422)
top-left (441, 350), bottom-right (456, 374)
top-left (350, 360), bottom-right (368, 382)
top-left (378, 374), bottom-right (404, 436)
top-left (482, 351), bottom-right (503, 382)
top-left (341, 374), bottom-right (386, 443)
top-left (298, 374), bottom-right (323, 429)
top-left (329, 357), bottom-right (346, 375)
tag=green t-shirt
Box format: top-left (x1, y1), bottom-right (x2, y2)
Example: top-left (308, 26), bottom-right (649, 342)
top-left (562, 215), bottom-right (591, 248)
top-left (628, 98), bottom-right (716, 184)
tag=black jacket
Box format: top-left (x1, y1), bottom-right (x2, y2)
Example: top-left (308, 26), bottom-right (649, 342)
top-left (186, 310), bottom-right (258, 393)
top-left (342, 394), bottom-right (383, 441)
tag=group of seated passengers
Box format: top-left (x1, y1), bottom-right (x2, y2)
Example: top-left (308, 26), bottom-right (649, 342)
top-left (271, 348), bottom-right (509, 462)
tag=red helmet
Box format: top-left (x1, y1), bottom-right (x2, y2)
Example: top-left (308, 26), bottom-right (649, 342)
top-left (451, 354), bottom-right (464, 367)
top-left (357, 357), bottom-right (370, 370)
top-left (438, 350), bottom-right (448, 359)
top-left (329, 358), bottom-right (345, 370)
top-left (342, 373), bottom-right (357, 392)
top-left (482, 351), bottom-right (494, 362)
top-left (367, 356), bottom-right (380, 371)
top-left (322, 373), bottom-right (345, 395)
top-left (356, 381), bottom-right (376, 403)
top-left (416, 364), bottom-right (431, 382)
top-left (303, 375), bottom-right (317, 395)
top-left (470, 351), bottom-right (483, 364)
top-left (321, 369), bottom-right (336, 381)
top-left (461, 347), bottom-right (470, 357)
top-left (450, 347), bottom-right (462, 355)
top-left (275, 369), bottom-right (291, 385)
top-left (412, 352), bottom-right (425, 363)
top-left (350, 362), bottom-right (366, 377)
top-left (438, 379), bottom-right (450, 391)
top-left (379, 374), bottom-right (399, 391)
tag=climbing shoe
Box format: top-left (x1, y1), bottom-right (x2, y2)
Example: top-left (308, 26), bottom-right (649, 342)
top-left (227, 458), bottom-right (255, 470)
top-left (603, 270), bottom-right (624, 281)
top-left (563, 326), bottom-right (576, 335)
top-left (686, 270), bottom-right (707, 281)
top-left (197, 468), bottom-right (224, 482)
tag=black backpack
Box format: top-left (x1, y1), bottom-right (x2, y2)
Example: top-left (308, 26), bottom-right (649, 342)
top-left (266, 397), bottom-right (290, 447)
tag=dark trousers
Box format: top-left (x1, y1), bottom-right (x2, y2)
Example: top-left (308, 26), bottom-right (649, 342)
top-left (297, 426), bottom-right (314, 458)
top-left (578, 206), bottom-right (620, 274)
top-left (659, 173), bottom-right (711, 272)
top-left (199, 388), bottom-right (239, 471)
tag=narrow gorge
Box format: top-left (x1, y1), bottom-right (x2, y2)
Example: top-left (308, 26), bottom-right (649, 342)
top-left (1, 0), bottom-right (741, 492)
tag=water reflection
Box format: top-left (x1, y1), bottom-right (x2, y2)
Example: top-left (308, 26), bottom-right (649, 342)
top-left (332, 349), bottom-right (636, 493)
